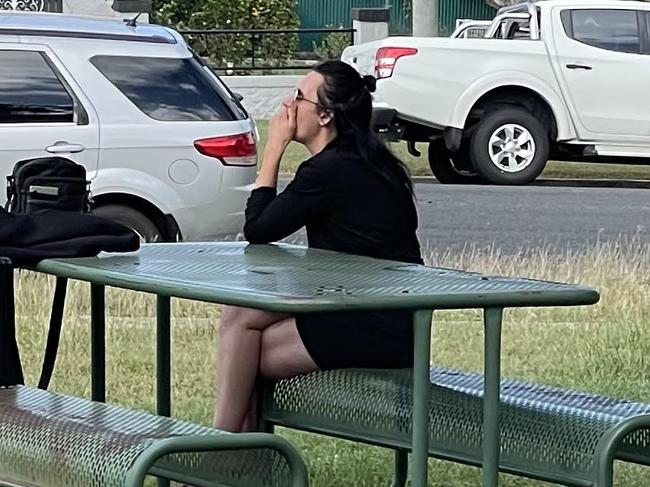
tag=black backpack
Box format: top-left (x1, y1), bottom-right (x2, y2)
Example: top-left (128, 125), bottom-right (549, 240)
top-left (6, 156), bottom-right (90, 214)
top-left (5, 157), bottom-right (89, 389)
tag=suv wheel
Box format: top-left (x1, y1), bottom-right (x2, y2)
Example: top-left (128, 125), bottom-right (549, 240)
top-left (428, 139), bottom-right (483, 184)
top-left (93, 204), bottom-right (162, 242)
top-left (469, 107), bottom-right (549, 185)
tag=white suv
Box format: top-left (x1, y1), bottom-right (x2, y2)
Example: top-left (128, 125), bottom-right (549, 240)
top-left (0, 11), bottom-right (257, 241)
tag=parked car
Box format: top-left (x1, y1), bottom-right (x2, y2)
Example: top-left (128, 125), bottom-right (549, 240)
top-left (0, 11), bottom-right (257, 240)
top-left (343, 0), bottom-right (650, 185)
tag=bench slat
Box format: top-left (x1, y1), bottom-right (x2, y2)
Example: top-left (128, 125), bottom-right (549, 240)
top-left (0, 386), bottom-right (295, 487)
top-left (263, 367), bottom-right (650, 486)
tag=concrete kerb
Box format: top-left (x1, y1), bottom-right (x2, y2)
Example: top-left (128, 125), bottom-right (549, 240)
top-left (277, 175), bottom-right (650, 189)
top-left (411, 177), bottom-right (650, 189)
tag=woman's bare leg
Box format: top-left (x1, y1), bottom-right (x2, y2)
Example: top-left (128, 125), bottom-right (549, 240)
top-left (240, 318), bottom-right (320, 432)
top-left (240, 391), bottom-right (259, 433)
top-left (213, 306), bottom-right (289, 432)
top-left (260, 319), bottom-right (319, 379)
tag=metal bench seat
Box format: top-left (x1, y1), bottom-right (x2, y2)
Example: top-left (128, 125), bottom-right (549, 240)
top-left (0, 386), bottom-right (307, 487)
top-left (262, 367), bottom-right (650, 487)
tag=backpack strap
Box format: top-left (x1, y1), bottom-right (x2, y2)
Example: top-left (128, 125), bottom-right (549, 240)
top-left (0, 257), bottom-right (24, 387)
top-left (38, 276), bottom-right (68, 390)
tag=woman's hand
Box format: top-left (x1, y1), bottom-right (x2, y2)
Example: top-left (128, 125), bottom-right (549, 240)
top-left (255, 103), bottom-right (297, 189)
top-left (266, 103), bottom-right (297, 153)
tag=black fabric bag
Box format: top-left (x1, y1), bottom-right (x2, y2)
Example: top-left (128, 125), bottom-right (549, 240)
top-left (1, 167), bottom-right (139, 388)
top-left (6, 156), bottom-right (90, 214)
top-left (3, 157), bottom-right (92, 389)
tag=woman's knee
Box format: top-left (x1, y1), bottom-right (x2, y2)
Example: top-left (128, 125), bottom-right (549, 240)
top-left (219, 306), bottom-right (287, 333)
top-left (219, 306), bottom-right (247, 331)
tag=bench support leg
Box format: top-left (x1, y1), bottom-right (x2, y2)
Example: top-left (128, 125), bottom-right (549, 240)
top-left (125, 434), bottom-right (309, 487)
top-left (596, 415), bottom-right (650, 487)
top-left (390, 449), bottom-right (408, 487)
top-left (482, 307), bottom-right (503, 487)
top-left (90, 284), bottom-right (105, 402)
top-left (411, 309), bottom-right (433, 487)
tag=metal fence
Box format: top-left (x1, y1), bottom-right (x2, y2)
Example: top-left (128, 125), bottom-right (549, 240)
top-left (0, 0), bottom-right (62, 12)
top-left (297, 0), bottom-right (411, 49)
top-left (297, 0), bottom-right (497, 41)
top-left (179, 28), bottom-right (355, 74)
top-left (439, 0), bottom-right (496, 36)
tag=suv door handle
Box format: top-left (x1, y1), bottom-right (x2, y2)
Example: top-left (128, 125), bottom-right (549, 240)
top-left (46, 142), bottom-right (85, 154)
top-left (566, 63), bottom-right (592, 70)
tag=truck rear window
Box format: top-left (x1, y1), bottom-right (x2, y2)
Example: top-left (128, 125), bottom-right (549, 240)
top-left (91, 55), bottom-right (238, 121)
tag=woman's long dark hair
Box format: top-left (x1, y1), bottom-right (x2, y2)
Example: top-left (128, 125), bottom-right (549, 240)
top-left (312, 61), bottom-right (414, 196)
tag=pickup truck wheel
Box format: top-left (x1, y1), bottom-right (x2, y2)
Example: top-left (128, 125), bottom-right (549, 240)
top-left (93, 204), bottom-right (163, 243)
top-left (470, 107), bottom-right (549, 185)
top-left (428, 139), bottom-right (483, 184)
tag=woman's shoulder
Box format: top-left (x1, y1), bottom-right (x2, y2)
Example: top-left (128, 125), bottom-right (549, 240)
top-left (297, 145), bottom-right (347, 174)
top-left (290, 153), bottom-right (339, 191)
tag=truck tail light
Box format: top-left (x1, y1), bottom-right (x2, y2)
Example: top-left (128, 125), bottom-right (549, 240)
top-left (375, 47), bottom-right (418, 79)
top-left (194, 132), bottom-right (257, 166)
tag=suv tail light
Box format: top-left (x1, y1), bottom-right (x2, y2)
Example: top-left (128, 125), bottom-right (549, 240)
top-left (194, 132), bottom-right (257, 166)
top-left (375, 47), bottom-right (418, 79)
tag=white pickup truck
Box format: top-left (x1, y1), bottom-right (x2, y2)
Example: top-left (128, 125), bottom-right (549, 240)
top-left (342, 0), bottom-right (650, 185)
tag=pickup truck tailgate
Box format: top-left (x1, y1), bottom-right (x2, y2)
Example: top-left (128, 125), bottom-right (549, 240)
top-left (341, 41), bottom-right (383, 76)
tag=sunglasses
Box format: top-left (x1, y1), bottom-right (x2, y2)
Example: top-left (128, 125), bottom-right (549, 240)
top-left (292, 88), bottom-right (324, 108)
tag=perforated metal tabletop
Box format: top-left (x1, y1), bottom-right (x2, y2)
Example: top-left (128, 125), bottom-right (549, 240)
top-left (35, 242), bottom-right (599, 312)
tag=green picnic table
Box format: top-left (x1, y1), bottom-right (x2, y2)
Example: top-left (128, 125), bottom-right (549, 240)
top-left (30, 241), bottom-right (600, 487)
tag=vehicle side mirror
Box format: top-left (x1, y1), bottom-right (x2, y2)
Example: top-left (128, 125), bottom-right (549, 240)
top-left (232, 92), bottom-right (244, 102)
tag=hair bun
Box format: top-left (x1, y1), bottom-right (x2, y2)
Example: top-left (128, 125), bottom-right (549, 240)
top-left (363, 75), bottom-right (377, 93)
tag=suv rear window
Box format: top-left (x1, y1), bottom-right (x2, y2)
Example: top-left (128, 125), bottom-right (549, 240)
top-left (91, 55), bottom-right (237, 121)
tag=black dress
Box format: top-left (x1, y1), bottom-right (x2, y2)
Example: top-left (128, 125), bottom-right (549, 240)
top-left (244, 137), bottom-right (423, 369)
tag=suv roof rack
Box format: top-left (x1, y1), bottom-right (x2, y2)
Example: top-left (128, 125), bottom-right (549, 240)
top-left (0, 13), bottom-right (176, 44)
top-left (0, 27), bottom-right (175, 43)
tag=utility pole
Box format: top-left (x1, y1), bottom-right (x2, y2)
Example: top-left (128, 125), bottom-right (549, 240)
top-left (412, 0), bottom-right (438, 37)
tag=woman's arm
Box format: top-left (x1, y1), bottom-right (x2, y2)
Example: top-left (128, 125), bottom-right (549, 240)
top-left (255, 142), bottom-right (285, 189)
top-left (244, 102), bottom-right (330, 244)
top-left (244, 160), bottom-right (329, 244)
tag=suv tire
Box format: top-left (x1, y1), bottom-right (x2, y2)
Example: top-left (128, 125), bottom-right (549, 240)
top-left (93, 204), bottom-right (162, 242)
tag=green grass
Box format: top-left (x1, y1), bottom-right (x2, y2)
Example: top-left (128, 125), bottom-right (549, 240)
top-left (254, 119), bottom-right (650, 180)
top-left (15, 240), bottom-right (650, 486)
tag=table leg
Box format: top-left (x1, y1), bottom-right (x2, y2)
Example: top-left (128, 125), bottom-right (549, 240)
top-left (90, 284), bottom-right (105, 403)
top-left (156, 295), bottom-right (172, 416)
top-left (156, 295), bottom-right (171, 487)
top-left (482, 307), bottom-right (503, 487)
top-left (411, 309), bottom-right (433, 487)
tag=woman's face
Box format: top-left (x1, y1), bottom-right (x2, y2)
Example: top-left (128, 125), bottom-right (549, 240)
top-left (290, 71), bottom-right (332, 144)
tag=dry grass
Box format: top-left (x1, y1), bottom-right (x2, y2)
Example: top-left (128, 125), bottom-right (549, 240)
top-left (13, 240), bottom-right (650, 486)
